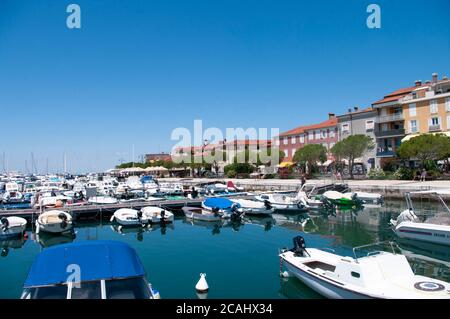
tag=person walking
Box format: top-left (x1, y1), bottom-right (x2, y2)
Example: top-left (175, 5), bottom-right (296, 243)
top-left (420, 168), bottom-right (427, 182)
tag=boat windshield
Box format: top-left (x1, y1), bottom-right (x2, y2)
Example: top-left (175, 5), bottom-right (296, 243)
top-left (105, 277), bottom-right (151, 299)
top-left (24, 277), bottom-right (151, 299)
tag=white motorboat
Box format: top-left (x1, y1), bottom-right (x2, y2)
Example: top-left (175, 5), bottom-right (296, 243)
top-left (36, 210), bottom-right (73, 234)
top-left (279, 236), bottom-right (450, 299)
top-left (255, 193), bottom-right (308, 211)
top-left (348, 191), bottom-right (383, 204)
top-left (182, 206), bottom-right (222, 222)
top-left (110, 208), bottom-right (143, 226)
top-left (88, 196), bottom-right (118, 205)
top-left (322, 191), bottom-right (362, 207)
top-left (390, 190), bottom-right (450, 246)
top-left (0, 217), bottom-right (27, 238)
top-left (36, 195), bottom-right (73, 208)
top-left (230, 198), bottom-right (274, 215)
top-left (140, 206), bottom-right (174, 224)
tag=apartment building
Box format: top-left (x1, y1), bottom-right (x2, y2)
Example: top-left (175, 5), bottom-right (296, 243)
top-left (401, 73), bottom-right (450, 138)
top-left (337, 107), bottom-right (377, 169)
top-left (372, 72), bottom-right (450, 168)
top-left (276, 114), bottom-right (339, 161)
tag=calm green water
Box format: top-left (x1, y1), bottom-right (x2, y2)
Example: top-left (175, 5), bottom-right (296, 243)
top-left (0, 199), bottom-right (449, 299)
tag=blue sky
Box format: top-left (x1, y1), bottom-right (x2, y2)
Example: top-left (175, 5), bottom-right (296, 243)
top-left (0, 0), bottom-right (449, 173)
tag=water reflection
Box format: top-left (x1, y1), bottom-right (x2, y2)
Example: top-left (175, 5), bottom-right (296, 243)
top-left (0, 237), bottom-right (26, 257)
top-left (182, 218), bottom-right (224, 235)
top-left (110, 223), bottom-right (174, 240)
top-left (243, 216), bottom-right (276, 232)
top-left (34, 232), bottom-right (76, 248)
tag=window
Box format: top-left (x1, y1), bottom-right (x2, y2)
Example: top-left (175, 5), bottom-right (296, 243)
top-left (283, 138), bottom-right (288, 145)
top-left (315, 130), bottom-right (320, 139)
top-left (291, 136), bottom-right (296, 144)
top-left (300, 135), bottom-right (304, 143)
top-left (308, 131), bottom-right (314, 140)
top-left (341, 123), bottom-right (350, 133)
top-left (351, 272), bottom-right (361, 278)
top-left (431, 117), bottom-right (440, 125)
top-left (105, 277), bottom-right (151, 299)
top-left (446, 98), bottom-right (450, 112)
top-left (329, 130), bottom-right (335, 138)
top-left (365, 120), bottom-right (374, 131)
top-left (430, 100), bottom-right (438, 114)
top-left (409, 120), bottom-right (418, 133)
top-left (292, 148), bottom-right (296, 157)
top-left (71, 281), bottom-right (102, 299)
top-left (321, 130), bottom-right (327, 138)
top-left (409, 103), bottom-right (416, 117)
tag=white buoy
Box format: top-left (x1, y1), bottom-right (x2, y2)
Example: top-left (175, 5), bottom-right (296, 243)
top-left (280, 271), bottom-right (290, 278)
top-left (195, 273), bottom-right (209, 293)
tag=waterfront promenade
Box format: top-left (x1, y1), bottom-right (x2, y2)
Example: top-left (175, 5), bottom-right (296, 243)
top-left (160, 178), bottom-right (450, 199)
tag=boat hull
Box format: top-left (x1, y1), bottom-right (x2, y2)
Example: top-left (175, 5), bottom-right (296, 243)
top-left (283, 258), bottom-right (372, 299)
top-left (183, 207), bottom-right (222, 222)
top-left (395, 222), bottom-right (450, 246)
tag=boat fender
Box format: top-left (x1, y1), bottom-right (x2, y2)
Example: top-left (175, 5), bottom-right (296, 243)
top-left (195, 273), bottom-right (209, 293)
top-left (1, 217), bottom-right (9, 230)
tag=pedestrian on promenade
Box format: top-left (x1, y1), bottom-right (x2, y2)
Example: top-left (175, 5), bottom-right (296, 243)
top-left (413, 169), bottom-right (421, 181)
top-left (420, 168), bottom-right (427, 182)
top-left (301, 174), bottom-right (306, 187)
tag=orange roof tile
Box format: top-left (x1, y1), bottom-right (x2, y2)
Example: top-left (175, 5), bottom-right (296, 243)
top-left (279, 118), bottom-right (337, 137)
top-left (372, 86), bottom-right (416, 105)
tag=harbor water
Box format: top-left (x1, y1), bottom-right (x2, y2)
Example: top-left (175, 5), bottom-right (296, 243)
top-left (0, 199), bottom-right (449, 299)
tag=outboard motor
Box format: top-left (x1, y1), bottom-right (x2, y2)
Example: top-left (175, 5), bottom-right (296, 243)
top-left (212, 207), bottom-right (220, 216)
top-left (1, 217), bottom-right (9, 231)
top-left (160, 210), bottom-right (166, 224)
top-left (137, 210), bottom-right (143, 220)
top-left (263, 200), bottom-right (272, 210)
top-left (230, 203), bottom-right (243, 221)
top-left (58, 213), bottom-right (68, 229)
top-left (292, 236), bottom-right (309, 257)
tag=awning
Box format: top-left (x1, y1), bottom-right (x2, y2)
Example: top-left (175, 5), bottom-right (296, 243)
top-left (277, 161), bottom-right (294, 168)
top-left (401, 132), bottom-right (450, 143)
top-left (120, 167), bottom-right (144, 173)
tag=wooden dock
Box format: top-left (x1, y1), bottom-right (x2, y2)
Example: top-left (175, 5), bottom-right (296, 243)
top-left (0, 198), bottom-right (204, 221)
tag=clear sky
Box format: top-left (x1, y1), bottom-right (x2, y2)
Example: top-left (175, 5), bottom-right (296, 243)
top-left (0, 0), bottom-right (449, 173)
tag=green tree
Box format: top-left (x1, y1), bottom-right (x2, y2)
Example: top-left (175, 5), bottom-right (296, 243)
top-left (331, 134), bottom-right (375, 179)
top-left (293, 144), bottom-right (327, 174)
top-left (397, 134), bottom-right (450, 168)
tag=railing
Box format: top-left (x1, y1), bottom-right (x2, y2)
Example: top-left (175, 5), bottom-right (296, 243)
top-left (375, 128), bottom-right (405, 138)
top-left (376, 113), bottom-right (404, 123)
top-left (352, 241), bottom-right (397, 263)
top-left (376, 150), bottom-right (395, 157)
top-left (429, 124), bottom-right (441, 132)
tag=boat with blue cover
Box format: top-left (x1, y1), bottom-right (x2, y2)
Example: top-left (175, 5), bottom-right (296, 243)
top-left (21, 240), bottom-right (160, 299)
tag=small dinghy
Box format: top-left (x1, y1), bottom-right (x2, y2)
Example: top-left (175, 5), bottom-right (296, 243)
top-left (140, 206), bottom-right (174, 224)
top-left (182, 206), bottom-right (223, 222)
top-left (88, 196), bottom-right (118, 205)
top-left (231, 198), bottom-right (274, 215)
top-left (322, 191), bottom-right (362, 207)
top-left (21, 240), bottom-right (160, 299)
top-left (0, 216), bottom-right (27, 239)
top-left (110, 208), bottom-right (143, 226)
top-left (36, 210), bottom-right (73, 234)
top-left (348, 191), bottom-right (383, 204)
top-left (254, 193), bottom-right (308, 211)
top-left (279, 236), bottom-right (450, 299)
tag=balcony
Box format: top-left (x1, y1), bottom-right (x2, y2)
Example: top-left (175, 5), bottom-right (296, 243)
top-left (375, 128), bottom-right (405, 138)
top-left (376, 150), bottom-right (395, 157)
top-left (376, 114), bottom-right (404, 123)
top-left (429, 124), bottom-right (441, 132)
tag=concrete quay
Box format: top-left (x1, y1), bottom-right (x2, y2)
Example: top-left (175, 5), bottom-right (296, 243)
top-left (161, 178), bottom-right (450, 200)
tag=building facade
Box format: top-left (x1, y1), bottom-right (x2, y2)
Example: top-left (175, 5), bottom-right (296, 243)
top-left (372, 72), bottom-right (450, 168)
top-left (337, 107), bottom-right (377, 169)
top-left (276, 114), bottom-right (339, 161)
